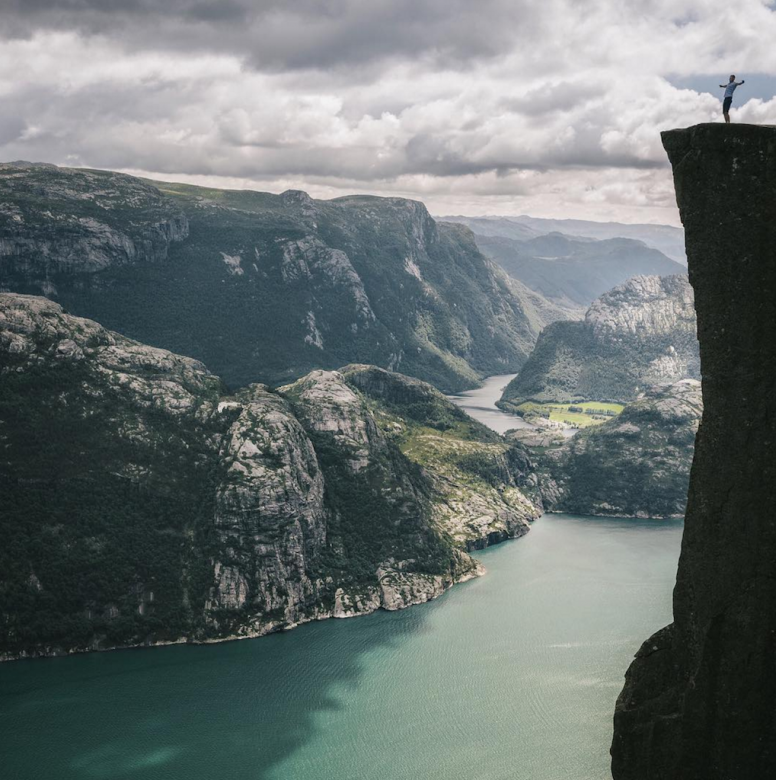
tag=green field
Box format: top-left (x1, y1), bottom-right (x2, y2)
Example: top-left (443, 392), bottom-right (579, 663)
top-left (516, 401), bottom-right (624, 429)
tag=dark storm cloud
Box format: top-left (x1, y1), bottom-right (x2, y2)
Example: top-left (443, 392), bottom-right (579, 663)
top-left (1, 0), bottom-right (537, 71)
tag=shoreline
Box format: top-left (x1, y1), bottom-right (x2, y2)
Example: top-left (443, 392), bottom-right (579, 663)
top-left (0, 547), bottom-right (497, 664)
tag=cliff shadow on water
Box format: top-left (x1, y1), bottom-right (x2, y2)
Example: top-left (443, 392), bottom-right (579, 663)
top-left (0, 608), bottom-right (427, 780)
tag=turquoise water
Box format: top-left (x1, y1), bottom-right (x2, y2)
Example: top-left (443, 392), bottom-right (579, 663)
top-left (1, 381), bottom-right (682, 779)
top-left (0, 514), bottom-right (682, 780)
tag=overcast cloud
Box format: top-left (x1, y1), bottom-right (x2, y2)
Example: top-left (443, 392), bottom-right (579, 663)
top-left (2, 0), bottom-right (776, 223)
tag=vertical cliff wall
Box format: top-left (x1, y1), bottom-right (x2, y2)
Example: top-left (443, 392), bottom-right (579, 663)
top-left (611, 124), bottom-right (776, 779)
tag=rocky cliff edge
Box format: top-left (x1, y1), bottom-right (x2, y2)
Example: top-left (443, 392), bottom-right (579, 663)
top-left (611, 124), bottom-right (776, 779)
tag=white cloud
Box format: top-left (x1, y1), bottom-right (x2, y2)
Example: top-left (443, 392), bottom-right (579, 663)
top-left (1, 1), bottom-right (775, 224)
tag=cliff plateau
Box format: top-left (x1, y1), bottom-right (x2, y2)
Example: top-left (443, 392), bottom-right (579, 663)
top-left (611, 124), bottom-right (776, 779)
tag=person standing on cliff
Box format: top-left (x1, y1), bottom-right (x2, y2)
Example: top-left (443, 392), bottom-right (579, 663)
top-left (720, 75), bottom-right (745, 123)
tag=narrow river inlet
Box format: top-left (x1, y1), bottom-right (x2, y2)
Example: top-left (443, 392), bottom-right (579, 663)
top-left (0, 377), bottom-right (683, 780)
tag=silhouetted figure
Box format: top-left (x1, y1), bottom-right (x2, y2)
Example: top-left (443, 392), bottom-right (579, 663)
top-left (720, 75), bottom-right (745, 123)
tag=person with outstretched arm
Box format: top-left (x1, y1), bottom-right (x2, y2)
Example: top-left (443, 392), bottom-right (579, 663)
top-left (720, 75), bottom-right (745, 123)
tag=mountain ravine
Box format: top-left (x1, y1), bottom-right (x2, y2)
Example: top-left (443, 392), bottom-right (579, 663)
top-left (611, 124), bottom-right (776, 779)
top-left (0, 162), bottom-right (563, 394)
top-left (0, 293), bottom-right (540, 660)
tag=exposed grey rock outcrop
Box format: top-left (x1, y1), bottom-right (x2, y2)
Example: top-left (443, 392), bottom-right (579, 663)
top-left (611, 124), bottom-right (776, 780)
top-left (0, 163), bottom-right (188, 284)
top-left (0, 295), bottom-right (538, 660)
top-left (499, 274), bottom-right (699, 409)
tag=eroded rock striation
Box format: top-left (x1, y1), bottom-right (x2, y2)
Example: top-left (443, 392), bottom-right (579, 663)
top-left (0, 163), bottom-right (554, 393)
top-left (499, 274), bottom-right (699, 409)
top-left (511, 380), bottom-right (702, 518)
top-left (611, 124), bottom-right (776, 779)
top-left (0, 294), bottom-right (539, 660)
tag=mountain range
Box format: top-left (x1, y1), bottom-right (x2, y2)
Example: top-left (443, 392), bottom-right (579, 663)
top-left (0, 162), bottom-right (569, 394)
top-left (440, 214), bottom-right (686, 263)
top-left (441, 215), bottom-right (686, 308)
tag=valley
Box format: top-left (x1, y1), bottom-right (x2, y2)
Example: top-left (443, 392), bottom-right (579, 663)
top-left (441, 215), bottom-right (686, 308)
top-left (509, 400), bottom-right (625, 429)
top-left (0, 157), bottom-right (703, 777)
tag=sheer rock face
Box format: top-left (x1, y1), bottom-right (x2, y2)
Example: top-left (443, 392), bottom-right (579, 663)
top-left (611, 124), bottom-right (776, 780)
top-left (499, 274), bottom-right (699, 408)
top-left (511, 380), bottom-right (702, 519)
top-left (0, 295), bottom-right (538, 660)
top-left (207, 387), bottom-right (327, 630)
top-left (0, 163), bottom-right (188, 281)
top-left (0, 163), bottom-right (546, 394)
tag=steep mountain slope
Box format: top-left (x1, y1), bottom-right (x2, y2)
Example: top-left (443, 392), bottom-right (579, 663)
top-left (499, 275), bottom-right (699, 409)
top-left (474, 232), bottom-right (685, 307)
top-left (0, 162), bottom-right (551, 393)
top-left (611, 124), bottom-right (776, 780)
top-left (0, 294), bottom-right (539, 660)
top-left (511, 381), bottom-right (701, 518)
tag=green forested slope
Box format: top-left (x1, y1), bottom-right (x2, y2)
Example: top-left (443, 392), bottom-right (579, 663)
top-left (0, 294), bottom-right (539, 659)
top-left (0, 163), bottom-right (556, 393)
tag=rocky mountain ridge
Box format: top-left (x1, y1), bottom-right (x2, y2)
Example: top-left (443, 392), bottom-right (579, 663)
top-left (499, 274), bottom-right (699, 409)
top-left (0, 293), bottom-right (540, 660)
top-left (0, 162), bottom-right (567, 393)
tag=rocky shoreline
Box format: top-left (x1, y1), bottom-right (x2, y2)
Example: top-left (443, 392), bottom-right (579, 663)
top-left (0, 295), bottom-right (538, 662)
top-left (1, 560), bottom-right (487, 663)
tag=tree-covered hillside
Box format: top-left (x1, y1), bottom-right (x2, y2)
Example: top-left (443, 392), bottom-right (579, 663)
top-left (0, 162), bottom-right (565, 393)
top-left (511, 380), bottom-right (701, 518)
top-left (499, 275), bottom-right (699, 409)
top-left (0, 294), bottom-right (539, 660)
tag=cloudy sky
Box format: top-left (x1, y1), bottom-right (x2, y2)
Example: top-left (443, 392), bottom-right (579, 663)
top-left (2, 1), bottom-right (776, 224)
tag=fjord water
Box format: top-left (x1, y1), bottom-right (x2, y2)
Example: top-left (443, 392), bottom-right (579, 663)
top-left (0, 379), bottom-right (683, 780)
top-left (447, 373), bottom-right (531, 434)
